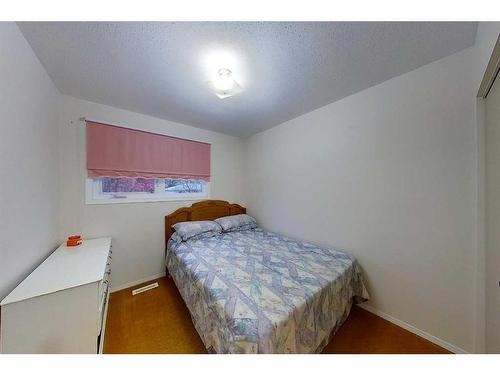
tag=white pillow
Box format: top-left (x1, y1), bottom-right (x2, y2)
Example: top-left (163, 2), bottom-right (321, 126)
top-left (172, 220), bottom-right (222, 241)
top-left (215, 214), bottom-right (257, 232)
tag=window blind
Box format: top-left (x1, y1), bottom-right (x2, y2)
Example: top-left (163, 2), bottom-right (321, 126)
top-left (86, 121), bottom-right (211, 181)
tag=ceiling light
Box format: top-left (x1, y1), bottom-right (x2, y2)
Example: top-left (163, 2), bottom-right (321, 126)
top-left (213, 68), bottom-right (235, 91)
top-left (209, 68), bottom-right (242, 99)
top-left (202, 49), bottom-right (245, 99)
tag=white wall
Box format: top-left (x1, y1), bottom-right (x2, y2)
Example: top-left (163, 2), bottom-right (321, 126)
top-left (469, 22), bottom-right (500, 353)
top-left (485, 68), bottom-right (500, 354)
top-left (473, 23), bottom-right (500, 89)
top-left (476, 22), bottom-right (500, 354)
top-left (0, 23), bottom-right (61, 300)
top-left (245, 47), bottom-right (478, 352)
top-left (58, 96), bottom-right (246, 290)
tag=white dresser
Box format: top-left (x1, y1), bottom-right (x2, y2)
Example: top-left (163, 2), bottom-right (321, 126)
top-left (0, 237), bottom-right (112, 354)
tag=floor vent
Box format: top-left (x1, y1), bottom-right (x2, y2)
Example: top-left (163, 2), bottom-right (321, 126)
top-left (132, 282), bottom-right (159, 296)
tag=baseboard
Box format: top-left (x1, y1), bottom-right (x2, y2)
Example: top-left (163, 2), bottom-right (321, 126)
top-left (359, 304), bottom-right (469, 354)
top-left (110, 272), bottom-right (166, 293)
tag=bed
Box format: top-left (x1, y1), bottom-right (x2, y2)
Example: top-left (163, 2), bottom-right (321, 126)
top-left (164, 200), bottom-right (369, 353)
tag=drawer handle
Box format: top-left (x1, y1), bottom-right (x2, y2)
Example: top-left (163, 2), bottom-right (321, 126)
top-left (105, 270), bottom-right (111, 275)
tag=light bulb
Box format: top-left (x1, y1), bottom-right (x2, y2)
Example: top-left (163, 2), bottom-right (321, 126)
top-left (213, 68), bottom-right (235, 91)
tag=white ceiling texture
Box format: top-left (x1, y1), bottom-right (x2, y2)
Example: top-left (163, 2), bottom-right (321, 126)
top-left (18, 22), bottom-right (477, 137)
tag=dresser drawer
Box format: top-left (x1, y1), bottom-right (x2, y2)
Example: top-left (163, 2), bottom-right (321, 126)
top-left (99, 279), bottom-right (109, 311)
top-left (98, 247), bottom-right (111, 331)
top-left (98, 287), bottom-right (109, 335)
top-left (98, 249), bottom-right (112, 306)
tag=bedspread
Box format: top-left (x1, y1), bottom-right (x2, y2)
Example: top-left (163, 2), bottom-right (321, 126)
top-left (166, 228), bottom-right (369, 353)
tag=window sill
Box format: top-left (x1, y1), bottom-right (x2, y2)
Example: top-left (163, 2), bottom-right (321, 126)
top-left (85, 195), bottom-right (210, 205)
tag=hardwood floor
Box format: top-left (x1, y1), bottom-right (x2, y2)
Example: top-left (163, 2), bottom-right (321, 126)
top-left (103, 277), bottom-right (450, 354)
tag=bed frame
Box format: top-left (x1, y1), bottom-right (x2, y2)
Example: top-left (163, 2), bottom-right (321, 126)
top-left (164, 200), bottom-right (246, 270)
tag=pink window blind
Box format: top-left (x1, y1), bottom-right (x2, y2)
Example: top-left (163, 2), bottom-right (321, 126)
top-left (86, 121), bottom-right (211, 181)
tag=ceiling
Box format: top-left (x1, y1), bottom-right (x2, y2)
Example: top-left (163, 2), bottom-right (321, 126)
top-left (18, 22), bottom-right (477, 138)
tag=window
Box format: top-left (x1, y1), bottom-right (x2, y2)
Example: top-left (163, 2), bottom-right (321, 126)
top-left (85, 120), bottom-right (211, 204)
top-left (86, 177), bottom-right (209, 204)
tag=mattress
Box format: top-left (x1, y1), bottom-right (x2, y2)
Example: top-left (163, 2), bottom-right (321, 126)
top-left (166, 227), bottom-right (369, 353)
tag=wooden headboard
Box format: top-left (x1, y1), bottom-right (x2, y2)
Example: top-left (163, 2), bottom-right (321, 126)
top-left (164, 199), bottom-right (246, 254)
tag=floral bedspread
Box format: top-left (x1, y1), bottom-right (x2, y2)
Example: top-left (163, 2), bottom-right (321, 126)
top-left (166, 228), bottom-right (369, 353)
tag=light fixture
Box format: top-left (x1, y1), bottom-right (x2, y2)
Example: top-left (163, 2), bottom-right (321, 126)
top-left (209, 67), bottom-right (242, 99)
top-left (213, 68), bottom-right (235, 91)
top-left (202, 48), bottom-right (245, 99)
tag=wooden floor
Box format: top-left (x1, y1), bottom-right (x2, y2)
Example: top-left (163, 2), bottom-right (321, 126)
top-left (104, 277), bottom-right (450, 354)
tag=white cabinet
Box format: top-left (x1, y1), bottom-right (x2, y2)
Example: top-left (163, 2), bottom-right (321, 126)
top-left (0, 237), bottom-right (112, 353)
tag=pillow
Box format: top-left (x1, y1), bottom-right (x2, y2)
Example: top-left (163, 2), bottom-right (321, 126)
top-left (172, 220), bottom-right (222, 241)
top-left (215, 214), bottom-right (257, 232)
